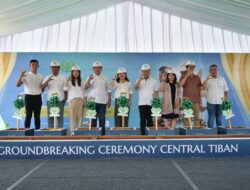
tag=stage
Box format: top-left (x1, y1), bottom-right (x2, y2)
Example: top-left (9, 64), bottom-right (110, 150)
top-left (1, 134), bottom-right (250, 159)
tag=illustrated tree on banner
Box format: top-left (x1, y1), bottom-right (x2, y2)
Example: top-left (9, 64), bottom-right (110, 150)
top-left (222, 98), bottom-right (235, 128)
top-left (182, 97), bottom-right (194, 129)
top-left (13, 95), bottom-right (25, 130)
top-left (117, 93), bottom-right (129, 128)
top-left (151, 95), bottom-right (162, 130)
top-left (85, 97), bottom-right (96, 130)
top-left (48, 94), bottom-right (60, 129)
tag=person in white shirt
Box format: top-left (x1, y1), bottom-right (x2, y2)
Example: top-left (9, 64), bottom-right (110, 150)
top-left (202, 64), bottom-right (229, 128)
top-left (16, 59), bottom-right (44, 129)
top-left (111, 67), bottom-right (133, 127)
top-left (84, 61), bottom-right (111, 135)
top-left (64, 65), bottom-right (86, 135)
top-left (134, 64), bottom-right (159, 135)
top-left (42, 61), bottom-right (67, 128)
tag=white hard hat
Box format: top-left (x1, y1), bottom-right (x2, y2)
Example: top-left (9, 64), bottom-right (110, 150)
top-left (167, 69), bottom-right (175, 74)
top-left (92, 60), bottom-right (102, 67)
top-left (117, 67), bottom-right (127, 74)
top-left (71, 65), bottom-right (81, 71)
top-left (50, 60), bottom-right (60, 67)
top-left (164, 67), bottom-right (173, 73)
top-left (185, 60), bottom-right (196, 67)
top-left (141, 64), bottom-right (151, 71)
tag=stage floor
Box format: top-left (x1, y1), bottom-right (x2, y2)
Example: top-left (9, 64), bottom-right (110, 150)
top-left (1, 157), bottom-right (250, 190)
top-left (1, 134), bottom-right (250, 140)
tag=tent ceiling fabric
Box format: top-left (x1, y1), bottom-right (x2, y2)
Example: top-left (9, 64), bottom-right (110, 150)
top-left (0, 1), bottom-right (250, 52)
top-left (133, 0), bottom-right (250, 35)
top-left (0, 0), bottom-right (124, 37)
top-left (1, 0), bottom-right (250, 37)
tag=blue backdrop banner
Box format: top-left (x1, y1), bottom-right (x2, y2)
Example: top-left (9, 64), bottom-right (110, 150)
top-left (0, 53), bottom-right (249, 129)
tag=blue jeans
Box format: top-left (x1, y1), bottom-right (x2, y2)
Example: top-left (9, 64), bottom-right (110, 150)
top-left (92, 103), bottom-right (107, 135)
top-left (47, 100), bottom-right (66, 128)
top-left (207, 103), bottom-right (222, 128)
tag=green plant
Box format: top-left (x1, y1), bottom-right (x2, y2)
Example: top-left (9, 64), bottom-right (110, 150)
top-left (117, 96), bottom-right (129, 107)
top-left (222, 99), bottom-right (232, 111)
top-left (14, 97), bottom-right (24, 109)
top-left (181, 98), bottom-right (193, 110)
top-left (86, 99), bottom-right (96, 110)
top-left (48, 96), bottom-right (60, 107)
top-left (151, 96), bottom-right (162, 108)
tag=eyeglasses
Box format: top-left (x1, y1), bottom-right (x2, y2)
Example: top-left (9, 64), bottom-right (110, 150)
top-left (188, 66), bottom-right (195, 69)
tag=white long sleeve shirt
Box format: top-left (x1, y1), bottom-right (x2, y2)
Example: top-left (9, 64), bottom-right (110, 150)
top-left (43, 75), bottom-right (66, 101)
top-left (136, 77), bottom-right (159, 106)
top-left (86, 74), bottom-right (111, 104)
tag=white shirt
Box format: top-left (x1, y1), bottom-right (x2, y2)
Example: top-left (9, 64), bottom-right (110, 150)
top-left (112, 81), bottom-right (133, 99)
top-left (64, 80), bottom-right (86, 102)
top-left (22, 71), bottom-right (43, 95)
top-left (87, 74), bottom-right (111, 104)
top-left (43, 75), bottom-right (66, 101)
top-left (206, 76), bottom-right (228, 104)
top-left (136, 77), bottom-right (159, 105)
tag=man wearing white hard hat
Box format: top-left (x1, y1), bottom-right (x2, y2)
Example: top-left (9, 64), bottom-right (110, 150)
top-left (64, 65), bottom-right (86, 135)
top-left (111, 67), bottom-right (133, 127)
top-left (134, 64), bottom-right (159, 135)
top-left (42, 61), bottom-right (67, 128)
top-left (179, 60), bottom-right (202, 127)
top-left (84, 61), bottom-right (111, 135)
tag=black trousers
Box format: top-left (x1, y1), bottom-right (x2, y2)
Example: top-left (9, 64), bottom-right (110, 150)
top-left (24, 94), bottom-right (42, 129)
top-left (139, 105), bottom-right (153, 135)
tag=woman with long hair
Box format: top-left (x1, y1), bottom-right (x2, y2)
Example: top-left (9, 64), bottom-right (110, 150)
top-left (111, 67), bottom-right (133, 127)
top-left (64, 65), bottom-right (86, 135)
top-left (160, 70), bottom-right (180, 129)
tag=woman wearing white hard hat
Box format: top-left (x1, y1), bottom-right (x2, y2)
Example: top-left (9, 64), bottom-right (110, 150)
top-left (42, 60), bottom-right (67, 128)
top-left (111, 67), bottom-right (133, 127)
top-left (160, 70), bottom-right (180, 129)
top-left (64, 65), bottom-right (86, 135)
top-left (134, 64), bottom-right (159, 135)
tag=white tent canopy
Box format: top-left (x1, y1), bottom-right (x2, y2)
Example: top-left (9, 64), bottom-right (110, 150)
top-left (0, 0), bottom-right (250, 52)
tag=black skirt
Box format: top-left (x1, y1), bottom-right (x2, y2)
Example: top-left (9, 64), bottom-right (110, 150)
top-left (162, 113), bottom-right (179, 119)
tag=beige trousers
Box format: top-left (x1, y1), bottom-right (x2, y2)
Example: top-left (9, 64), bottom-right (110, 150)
top-left (68, 98), bottom-right (84, 132)
top-left (183, 103), bottom-right (200, 127)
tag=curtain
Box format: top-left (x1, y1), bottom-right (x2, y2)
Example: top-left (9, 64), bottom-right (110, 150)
top-left (0, 52), bottom-right (17, 129)
top-left (0, 1), bottom-right (250, 52)
top-left (221, 53), bottom-right (250, 116)
top-left (0, 52), bottom-right (17, 91)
